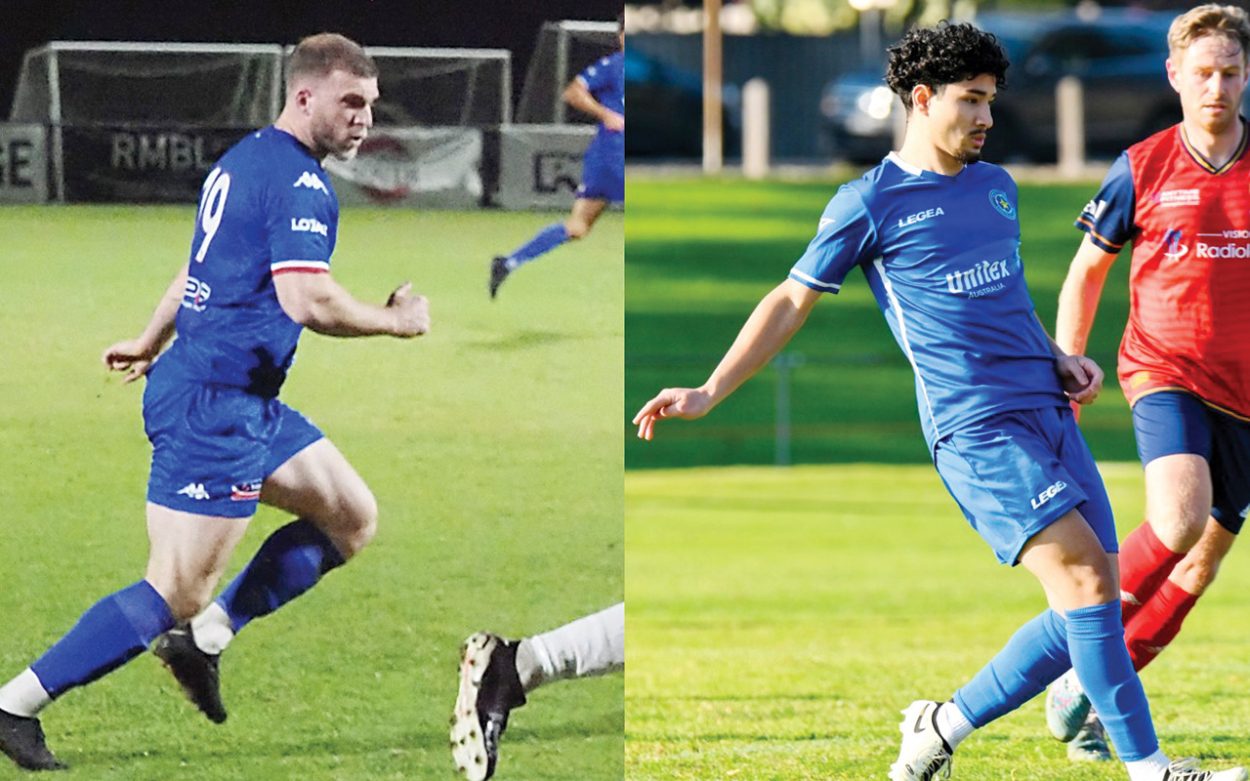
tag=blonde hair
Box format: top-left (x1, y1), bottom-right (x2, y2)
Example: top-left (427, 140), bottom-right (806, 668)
top-left (1168, 4), bottom-right (1250, 60)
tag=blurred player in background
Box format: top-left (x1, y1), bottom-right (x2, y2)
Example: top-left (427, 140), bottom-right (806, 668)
top-left (634, 21), bottom-right (1244, 781)
top-left (488, 14), bottom-right (624, 299)
top-left (0, 33), bottom-right (429, 771)
top-left (1045, 4), bottom-right (1250, 762)
top-left (451, 603), bottom-right (624, 781)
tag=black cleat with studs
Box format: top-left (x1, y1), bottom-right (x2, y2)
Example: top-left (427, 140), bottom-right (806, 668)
top-left (451, 632), bottom-right (528, 780)
top-left (489, 257), bottom-right (511, 300)
top-left (0, 709), bottom-right (65, 771)
top-left (153, 627), bottom-right (227, 724)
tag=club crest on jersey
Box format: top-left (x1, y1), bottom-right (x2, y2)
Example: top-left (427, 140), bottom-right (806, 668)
top-left (1163, 229), bottom-right (1189, 259)
top-left (989, 189), bottom-right (1016, 220)
top-left (293, 171), bottom-right (329, 195)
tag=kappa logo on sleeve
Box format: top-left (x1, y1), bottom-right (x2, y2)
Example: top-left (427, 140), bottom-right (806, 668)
top-left (293, 171), bottom-right (329, 195)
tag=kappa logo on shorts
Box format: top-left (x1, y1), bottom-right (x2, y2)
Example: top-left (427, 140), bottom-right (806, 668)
top-left (293, 171), bottom-right (329, 195)
top-left (230, 480), bottom-right (262, 501)
top-left (177, 482), bottom-right (211, 501)
top-left (1030, 480), bottom-right (1068, 510)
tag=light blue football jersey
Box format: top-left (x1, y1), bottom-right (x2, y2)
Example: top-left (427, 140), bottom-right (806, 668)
top-left (789, 153), bottom-right (1067, 451)
top-left (163, 126), bottom-right (339, 397)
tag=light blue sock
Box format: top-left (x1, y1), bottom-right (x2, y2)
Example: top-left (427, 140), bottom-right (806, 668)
top-left (31, 580), bottom-right (174, 698)
top-left (507, 222), bottom-right (568, 268)
top-left (1066, 601), bottom-right (1158, 762)
top-left (953, 608), bottom-right (1069, 727)
top-left (216, 519), bottom-right (346, 633)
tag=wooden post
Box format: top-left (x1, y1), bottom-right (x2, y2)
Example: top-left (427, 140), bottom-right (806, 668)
top-left (703, 0), bottom-right (723, 173)
top-left (743, 78), bottom-right (770, 179)
top-left (1057, 76), bottom-right (1085, 179)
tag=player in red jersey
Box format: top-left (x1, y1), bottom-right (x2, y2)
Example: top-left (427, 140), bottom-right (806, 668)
top-left (1046, 3), bottom-right (1250, 762)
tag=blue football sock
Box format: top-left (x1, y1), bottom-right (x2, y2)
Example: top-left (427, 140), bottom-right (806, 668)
top-left (31, 580), bottom-right (174, 698)
top-left (507, 222), bottom-right (568, 268)
top-left (953, 608), bottom-right (1069, 727)
top-left (1066, 600), bottom-right (1158, 762)
top-left (216, 519), bottom-right (345, 633)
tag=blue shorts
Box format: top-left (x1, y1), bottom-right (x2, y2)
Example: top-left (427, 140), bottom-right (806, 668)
top-left (143, 364), bottom-right (322, 518)
top-left (934, 406), bottom-right (1117, 565)
top-left (1133, 390), bottom-right (1250, 534)
top-left (577, 142), bottom-right (623, 203)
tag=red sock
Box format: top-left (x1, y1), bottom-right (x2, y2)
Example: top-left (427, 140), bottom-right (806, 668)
top-left (1124, 578), bottom-right (1200, 670)
top-left (1118, 522), bottom-right (1185, 624)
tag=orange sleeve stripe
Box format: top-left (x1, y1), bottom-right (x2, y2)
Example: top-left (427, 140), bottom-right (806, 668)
top-left (1076, 218), bottom-right (1126, 250)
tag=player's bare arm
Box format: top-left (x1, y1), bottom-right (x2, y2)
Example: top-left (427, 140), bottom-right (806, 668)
top-left (564, 79), bottom-right (623, 132)
top-left (1055, 234), bottom-right (1120, 356)
top-left (634, 279), bottom-right (820, 440)
top-left (274, 272), bottom-right (429, 338)
top-left (102, 265), bottom-right (189, 382)
top-left (1036, 313), bottom-right (1104, 405)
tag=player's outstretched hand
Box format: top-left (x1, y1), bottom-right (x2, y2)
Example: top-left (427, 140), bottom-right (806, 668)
top-left (386, 282), bottom-right (430, 338)
top-left (603, 110), bottom-right (624, 133)
top-left (1056, 354), bottom-right (1103, 405)
top-left (102, 338), bottom-right (159, 383)
top-left (632, 387), bottom-right (713, 441)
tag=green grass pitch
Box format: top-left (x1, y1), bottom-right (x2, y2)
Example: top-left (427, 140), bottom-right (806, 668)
top-left (625, 176), bottom-right (1250, 779)
top-left (0, 204), bottom-right (622, 780)
top-left (627, 464), bottom-right (1250, 781)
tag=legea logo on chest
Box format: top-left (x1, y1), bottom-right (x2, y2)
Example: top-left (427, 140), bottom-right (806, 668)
top-left (898, 207), bottom-right (944, 229)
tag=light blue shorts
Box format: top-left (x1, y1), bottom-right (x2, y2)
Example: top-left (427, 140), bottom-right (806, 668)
top-left (934, 406), bottom-right (1117, 565)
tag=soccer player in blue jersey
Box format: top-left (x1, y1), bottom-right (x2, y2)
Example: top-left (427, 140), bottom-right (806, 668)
top-left (0, 34), bottom-right (429, 770)
top-left (633, 22), bottom-right (1244, 781)
top-left (488, 16), bottom-right (624, 298)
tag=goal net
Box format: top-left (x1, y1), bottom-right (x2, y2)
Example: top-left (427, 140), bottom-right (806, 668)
top-left (357, 47), bottom-right (512, 127)
top-left (10, 42), bottom-right (284, 126)
top-left (516, 21), bottom-right (619, 125)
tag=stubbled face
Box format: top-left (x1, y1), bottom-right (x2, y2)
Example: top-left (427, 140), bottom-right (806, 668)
top-left (1168, 33), bottom-right (1248, 137)
top-left (922, 73), bottom-right (996, 165)
top-left (299, 69), bottom-right (379, 161)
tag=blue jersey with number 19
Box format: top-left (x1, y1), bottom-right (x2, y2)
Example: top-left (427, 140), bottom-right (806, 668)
top-left (164, 126), bottom-right (339, 398)
top-left (789, 153), bottom-right (1067, 452)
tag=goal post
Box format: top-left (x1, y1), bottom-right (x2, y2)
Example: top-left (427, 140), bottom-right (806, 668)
top-left (517, 21), bottom-right (619, 125)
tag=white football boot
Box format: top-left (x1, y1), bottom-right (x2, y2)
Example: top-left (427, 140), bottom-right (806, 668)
top-left (889, 700), bottom-right (953, 781)
top-left (1160, 758), bottom-right (1249, 780)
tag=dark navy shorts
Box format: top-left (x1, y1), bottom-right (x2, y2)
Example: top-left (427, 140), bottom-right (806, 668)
top-left (934, 406), bottom-right (1117, 565)
top-left (576, 143), bottom-right (624, 203)
top-left (1133, 390), bottom-right (1250, 534)
top-left (143, 363), bottom-right (323, 518)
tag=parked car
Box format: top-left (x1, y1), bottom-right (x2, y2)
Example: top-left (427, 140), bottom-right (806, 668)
top-left (625, 47), bottom-right (740, 158)
top-left (820, 10), bottom-right (1183, 163)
